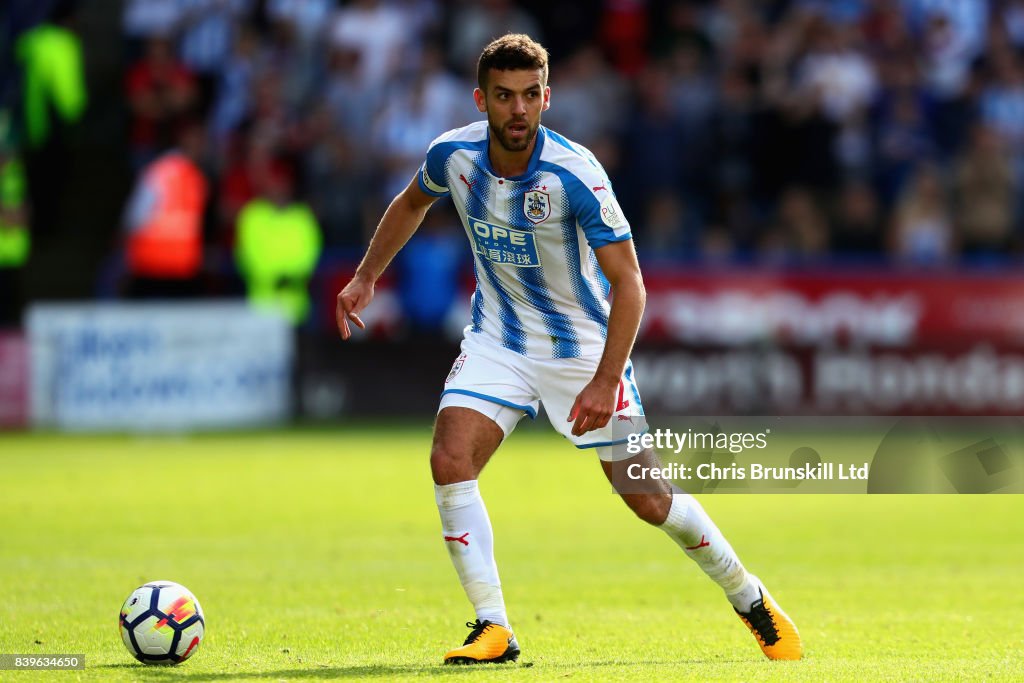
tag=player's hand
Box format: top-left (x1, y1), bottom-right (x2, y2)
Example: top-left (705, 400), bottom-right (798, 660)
top-left (336, 274), bottom-right (373, 340)
top-left (567, 377), bottom-right (618, 436)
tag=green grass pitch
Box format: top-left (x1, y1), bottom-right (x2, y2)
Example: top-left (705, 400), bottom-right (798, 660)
top-left (1, 425), bottom-right (1022, 681)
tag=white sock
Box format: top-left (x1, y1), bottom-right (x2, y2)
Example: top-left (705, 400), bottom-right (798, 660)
top-left (435, 480), bottom-right (509, 628)
top-left (660, 493), bottom-right (760, 611)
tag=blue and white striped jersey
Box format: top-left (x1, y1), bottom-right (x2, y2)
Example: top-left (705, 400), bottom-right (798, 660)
top-left (418, 121), bottom-right (631, 360)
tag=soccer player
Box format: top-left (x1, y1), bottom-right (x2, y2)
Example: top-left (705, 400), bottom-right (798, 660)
top-left (336, 34), bottom-right (802, 664)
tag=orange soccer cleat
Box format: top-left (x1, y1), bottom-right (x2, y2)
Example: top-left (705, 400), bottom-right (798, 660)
top-left (735, 580), bottom-right (803, 661)
top-left (443, 619), bottom-right (520, 665)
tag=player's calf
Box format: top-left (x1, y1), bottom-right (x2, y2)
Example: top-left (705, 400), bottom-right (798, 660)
top-left (601, 448), bottom-right (673, 525)
top-left (602, 453), bottom-right (801, 658)
top-left (617, 491), bottom-right (672, 525)
top-left (431, 407), bottom-right (512, 643)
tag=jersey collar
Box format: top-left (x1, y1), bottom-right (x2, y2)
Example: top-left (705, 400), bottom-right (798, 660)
top-left (483, 125), bottom-right (546, 181)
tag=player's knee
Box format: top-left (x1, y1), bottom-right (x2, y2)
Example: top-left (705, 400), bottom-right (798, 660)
top-left (622, 492), bottom-right (671, 526)
top-left (430, 442), bottom-right (473, 485)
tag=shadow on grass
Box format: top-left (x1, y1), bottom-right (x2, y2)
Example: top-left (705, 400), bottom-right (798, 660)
top-left (92, 658), bottom-right (754, 679)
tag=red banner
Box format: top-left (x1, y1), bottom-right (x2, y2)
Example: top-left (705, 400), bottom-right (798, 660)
top-left (633, 269), bottom-right (1024, 415)
top-left (639, 269), bottom-right (1024, 348)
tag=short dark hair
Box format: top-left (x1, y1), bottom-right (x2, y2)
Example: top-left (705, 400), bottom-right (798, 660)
top-left (477, 34), bottom-right (549, 90)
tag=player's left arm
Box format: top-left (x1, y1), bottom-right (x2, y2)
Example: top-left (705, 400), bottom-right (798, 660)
top-left (568, 238), bottom-right (645, 436)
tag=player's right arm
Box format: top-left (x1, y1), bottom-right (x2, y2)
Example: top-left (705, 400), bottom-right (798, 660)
top-left (335, 175), bottom-right (438, 340)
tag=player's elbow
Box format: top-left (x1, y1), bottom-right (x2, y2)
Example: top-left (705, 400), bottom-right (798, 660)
top-left (606, 272), bottom-right (647, 315)
top-left (611, 272), bottom-right (646, 311)
top-left (392, 187), bottom-right (419, 215)
top-left (397, 177), bottom-right (437, 215)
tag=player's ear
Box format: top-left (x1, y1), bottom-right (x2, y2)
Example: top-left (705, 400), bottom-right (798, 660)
top-left (542, 86), bottom-right (551, 111)
top-left (473, 88), bottom-right (487, 113)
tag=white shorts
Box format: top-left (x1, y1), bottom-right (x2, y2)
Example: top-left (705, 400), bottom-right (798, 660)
top-left (438, 332), bottom-right (647, 461)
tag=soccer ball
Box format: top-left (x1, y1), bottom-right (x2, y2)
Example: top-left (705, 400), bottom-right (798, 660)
top-left (118, 581), bottom-right (205, 665)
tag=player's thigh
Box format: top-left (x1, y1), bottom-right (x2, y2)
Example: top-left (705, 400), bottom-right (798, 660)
top-left (432, 335), bottom-right (538, 484)
top-left (431, 407), bottom-right (506, 484)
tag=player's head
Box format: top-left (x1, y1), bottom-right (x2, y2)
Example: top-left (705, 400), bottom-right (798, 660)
top-left (474, 34), bottom-right (550, 153)
top-left (476, 34), bottom-right (549, 91)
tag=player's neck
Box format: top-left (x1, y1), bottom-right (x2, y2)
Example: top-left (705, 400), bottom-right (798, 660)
top-left (488, 138), bottom-right (536, 179)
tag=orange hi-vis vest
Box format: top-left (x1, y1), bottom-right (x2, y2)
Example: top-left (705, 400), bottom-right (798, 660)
top-left (126, 152), bottom-right (207, 278)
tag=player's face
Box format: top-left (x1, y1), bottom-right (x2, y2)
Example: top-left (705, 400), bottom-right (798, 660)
top-left (475, 69), bottom-right (550, 153)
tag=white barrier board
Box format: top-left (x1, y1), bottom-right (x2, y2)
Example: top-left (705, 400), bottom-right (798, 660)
top-left (28, 302), bottom-right (293, 430)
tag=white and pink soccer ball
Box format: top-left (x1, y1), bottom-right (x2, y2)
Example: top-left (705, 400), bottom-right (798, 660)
top-left (118, 581), bottom-right (205, 665)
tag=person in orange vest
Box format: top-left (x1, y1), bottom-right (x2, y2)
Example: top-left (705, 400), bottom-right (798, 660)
top-left (122, 121), bottom-right (208, 298)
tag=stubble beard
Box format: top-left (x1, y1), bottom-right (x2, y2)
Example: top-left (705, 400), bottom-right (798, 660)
top-left (489, 116), bottom-right (539, 153)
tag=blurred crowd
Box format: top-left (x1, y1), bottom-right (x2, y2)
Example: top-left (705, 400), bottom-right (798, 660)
top-left (7, 0), bottom-right (1024, 327)
top-left (111, 0), bottom-right (1024, 264)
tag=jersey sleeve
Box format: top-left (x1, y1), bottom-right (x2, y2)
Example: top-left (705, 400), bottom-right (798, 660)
top-left (571, 172), bottom-right (632, 249)
top-left (417, 138), bottom-right (451, 197)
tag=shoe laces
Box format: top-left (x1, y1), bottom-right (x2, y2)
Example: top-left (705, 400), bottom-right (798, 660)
top-left (741, 598), bottom-right (780, 646)
top-left (463, 619), bottom-right (494, 645)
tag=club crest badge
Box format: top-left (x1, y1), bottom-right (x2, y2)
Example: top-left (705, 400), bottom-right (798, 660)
top-left (446, 353), bottom-right (467, 384)
top-left (523, 190), bottom-right (550, 224)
